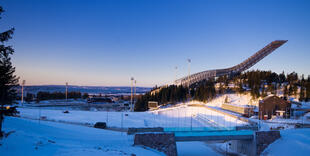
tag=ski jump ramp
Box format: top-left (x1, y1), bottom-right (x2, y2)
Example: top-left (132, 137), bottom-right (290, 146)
top-left (175, 40), bottom-right (287, 86)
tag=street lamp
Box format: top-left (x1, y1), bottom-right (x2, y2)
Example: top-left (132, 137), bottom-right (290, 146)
top-left (174, 66), bottom-right (178, 85)
top-left (187, 59), bottom-right (191, 96)
top-left (65, 82), bottom-right (68, 102)
top-left (130, 77), bottom-right (134, 112)
top-left (134, 80), bottom-right (136, 108)
top-left (21, 80), bottom-right (26, 106)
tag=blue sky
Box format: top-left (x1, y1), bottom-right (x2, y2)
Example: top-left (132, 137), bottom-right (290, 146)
top-left (1, 0), bottom-right (310, 87)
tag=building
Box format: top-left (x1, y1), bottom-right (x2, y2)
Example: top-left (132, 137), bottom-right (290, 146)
top-left (259, 96), bottom-right (291, 120)
top-left (221, 103), bottom-right (254, 117)
top-left (87, 97), bottom-right (113, 104)
top-left (148, 101), bottom-right (159, 110)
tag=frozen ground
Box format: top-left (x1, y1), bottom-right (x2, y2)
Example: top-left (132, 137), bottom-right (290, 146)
top-left (183, 93), bottom-right (257, 108)
top-left (0, 117), bottom-right (162, 156)
top-left (0, 117), bottom-right (223, 156)
top-left (262, 128), bottom-right (310, 156)
top-left (177, 142), bottom-right (221, 156)
top-left (17, 104), bottom-right (248, 129)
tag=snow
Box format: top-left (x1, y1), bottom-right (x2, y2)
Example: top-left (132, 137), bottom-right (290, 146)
top-left (177, 142), bottom-right (221, 156)
top-left (0, 117), bottom-right (225, 156)
top-left (3, 92), bottom-right (310, 156)
top-left (154, 105), bottom-right (248, 128)
top-left (0, 117), bottom-right (162, 156)
top-left (187, 93), bottom-right (258, 108)
top-left (263, 128), bottom-right (310, 155)
top-left (17, 104), bottom-right (249, 129)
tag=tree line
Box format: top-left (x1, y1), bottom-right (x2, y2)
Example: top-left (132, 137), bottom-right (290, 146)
top-left (217, 70), bottom-right (310, 101)
top-left (134, 85), bottom-right (188, 111)
top-left (24, 91), bottom-right (89, 102)
top-left (135, 70), bottom-right (310, 111)
top-left (134, 80), bottom-right (217, 111)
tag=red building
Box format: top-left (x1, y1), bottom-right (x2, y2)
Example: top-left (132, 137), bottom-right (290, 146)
top-left (259, 96), bottom-right (291, 120)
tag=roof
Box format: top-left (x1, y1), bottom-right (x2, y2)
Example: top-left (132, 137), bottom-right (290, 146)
top-left (260, 95), bottom-right (289, 105)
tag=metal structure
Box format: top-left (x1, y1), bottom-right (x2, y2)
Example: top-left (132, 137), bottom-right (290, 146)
top-left (65, 82), bottom-right (68, 102)
top-left (21, 80), bottom-right (26, 105)
top-left (175, 40), bottom-right (287, 86)
top-left (130, 77), bottom-right (134, 112)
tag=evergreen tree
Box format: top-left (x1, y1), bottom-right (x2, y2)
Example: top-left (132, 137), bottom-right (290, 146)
top-left (288, 85), bottom-right (293, 96)
top-left (237, 80), bottom-right (244, 94)
top-left (279, 71), bottom-right (286, 84)
top-left (283, 84), bottom-right (288, 98)
top-left (261, 85), bottom-right (267, 97)
top-left (218, 82), bottom-right (224, 94)
top-left (82, 93), bottom-right (89, 99)
top-left (300, 86), bottom-right (305, 102)
top-left (0, 6), bottom-right (18, 137)
top-left (293, 84), bottom-right (298, 97)
top-left (299, 75), bottom-right (306, 101)
top-left (306, 82), bottom-right (310, 102)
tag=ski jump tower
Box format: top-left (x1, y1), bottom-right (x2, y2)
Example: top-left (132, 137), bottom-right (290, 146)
top-left (175, 40), bottom-right (287, 86)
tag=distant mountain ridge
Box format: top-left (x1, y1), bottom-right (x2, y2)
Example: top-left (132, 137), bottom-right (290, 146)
top-left (16, 85), bottom-right (151, 95)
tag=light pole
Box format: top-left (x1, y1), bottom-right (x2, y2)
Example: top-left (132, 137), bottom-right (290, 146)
top-left (134, 80), bottom-right (136, 108)
top-left (65, 82), bottom-right (68, 102)
top-left (187, 59), bottom-right (191, 96)
top-left (130, 77), bottom-right (134, 112)
top-left (21, 80), bottom-right (26, 106)
top-left (174, 66), bottom-right (178, 85)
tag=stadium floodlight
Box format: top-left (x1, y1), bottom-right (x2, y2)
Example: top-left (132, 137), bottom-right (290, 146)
top-left (66, 82), bottom-right (68, 102)
top-left (130, 77), bottom-right (134, 112)
top-left (21, 80), bottom-right (26, 105)
top-left (187, 59), bottom-right (191, 95)
top-left (134, 80), bottom-right (136, 110)
top-left (174, 66), bottom-right (178, 84)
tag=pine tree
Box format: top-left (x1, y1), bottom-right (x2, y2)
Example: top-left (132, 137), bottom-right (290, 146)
top-left (283, 84), bottom-right (288, 98)
top-left (306, 82), bottom-right (310, 102)
top-left (261, 85), bottom-right (267, 97)
top-left (288, 85), bottom-right (293, 96)
top-left (0, 6), bottom-right (18, 137)
top-left (300, 86), bottom-right (305, 102)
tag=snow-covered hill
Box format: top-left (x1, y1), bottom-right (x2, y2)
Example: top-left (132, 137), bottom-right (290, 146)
top-left (0, 117), bottom-right (161, 156)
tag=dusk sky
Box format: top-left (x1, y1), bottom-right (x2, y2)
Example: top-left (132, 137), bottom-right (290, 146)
top-left (1, 0), bottom-right (310, 87)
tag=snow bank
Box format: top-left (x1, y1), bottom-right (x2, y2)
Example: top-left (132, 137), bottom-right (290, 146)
top-left (263, 128), bottom-right (310, 155)
top-left (0, 117), bottom-right (161, 156)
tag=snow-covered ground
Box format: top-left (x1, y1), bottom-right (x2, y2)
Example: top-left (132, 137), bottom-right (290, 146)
top-left (0, 117), bottom-right (162, 156)
top-left (177, 142), bottom-right (221, 156)
top-left (262, 128), bottom-right (310, 155)
top-left (3, 93), bottom-right (310, 156)
top-left (17, 104), bottom-right (248, 129)
top-left (154, 105), bottom-right (248, 128)
top-left (184, 93), bottom-right (258, 108)
top-left (0, 117), bottom-right (225, 156)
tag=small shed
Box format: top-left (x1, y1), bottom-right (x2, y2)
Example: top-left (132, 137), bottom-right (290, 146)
top-left (148, 101), bottom-right (159, 110)
top-left (259, 96), bottom-right (291, 120)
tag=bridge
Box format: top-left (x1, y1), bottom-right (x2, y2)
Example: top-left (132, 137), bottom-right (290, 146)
top-left (175, 40), bottom-right (287, 86)
top-left (164, 127), bottom-right (254, 141)
top-left (133, 127), bottom-right (279, 156)
top-left (173, 130), bottom-right (254, 141)
top-left (129, 126), bottom-right (256, 141)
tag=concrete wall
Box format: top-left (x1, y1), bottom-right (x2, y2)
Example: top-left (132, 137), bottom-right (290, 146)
top-left (134, 133), bottom-right (177, 156)
top-left (255, 131), bottom-right (280, 155)
top-left (229, 130), bottom-right (280, 156)
top-left (127, 127), bottom-right (163, 135)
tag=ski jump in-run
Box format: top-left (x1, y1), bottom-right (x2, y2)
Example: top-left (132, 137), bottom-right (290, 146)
top-left (175, 40), bottom-right (288, 86)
